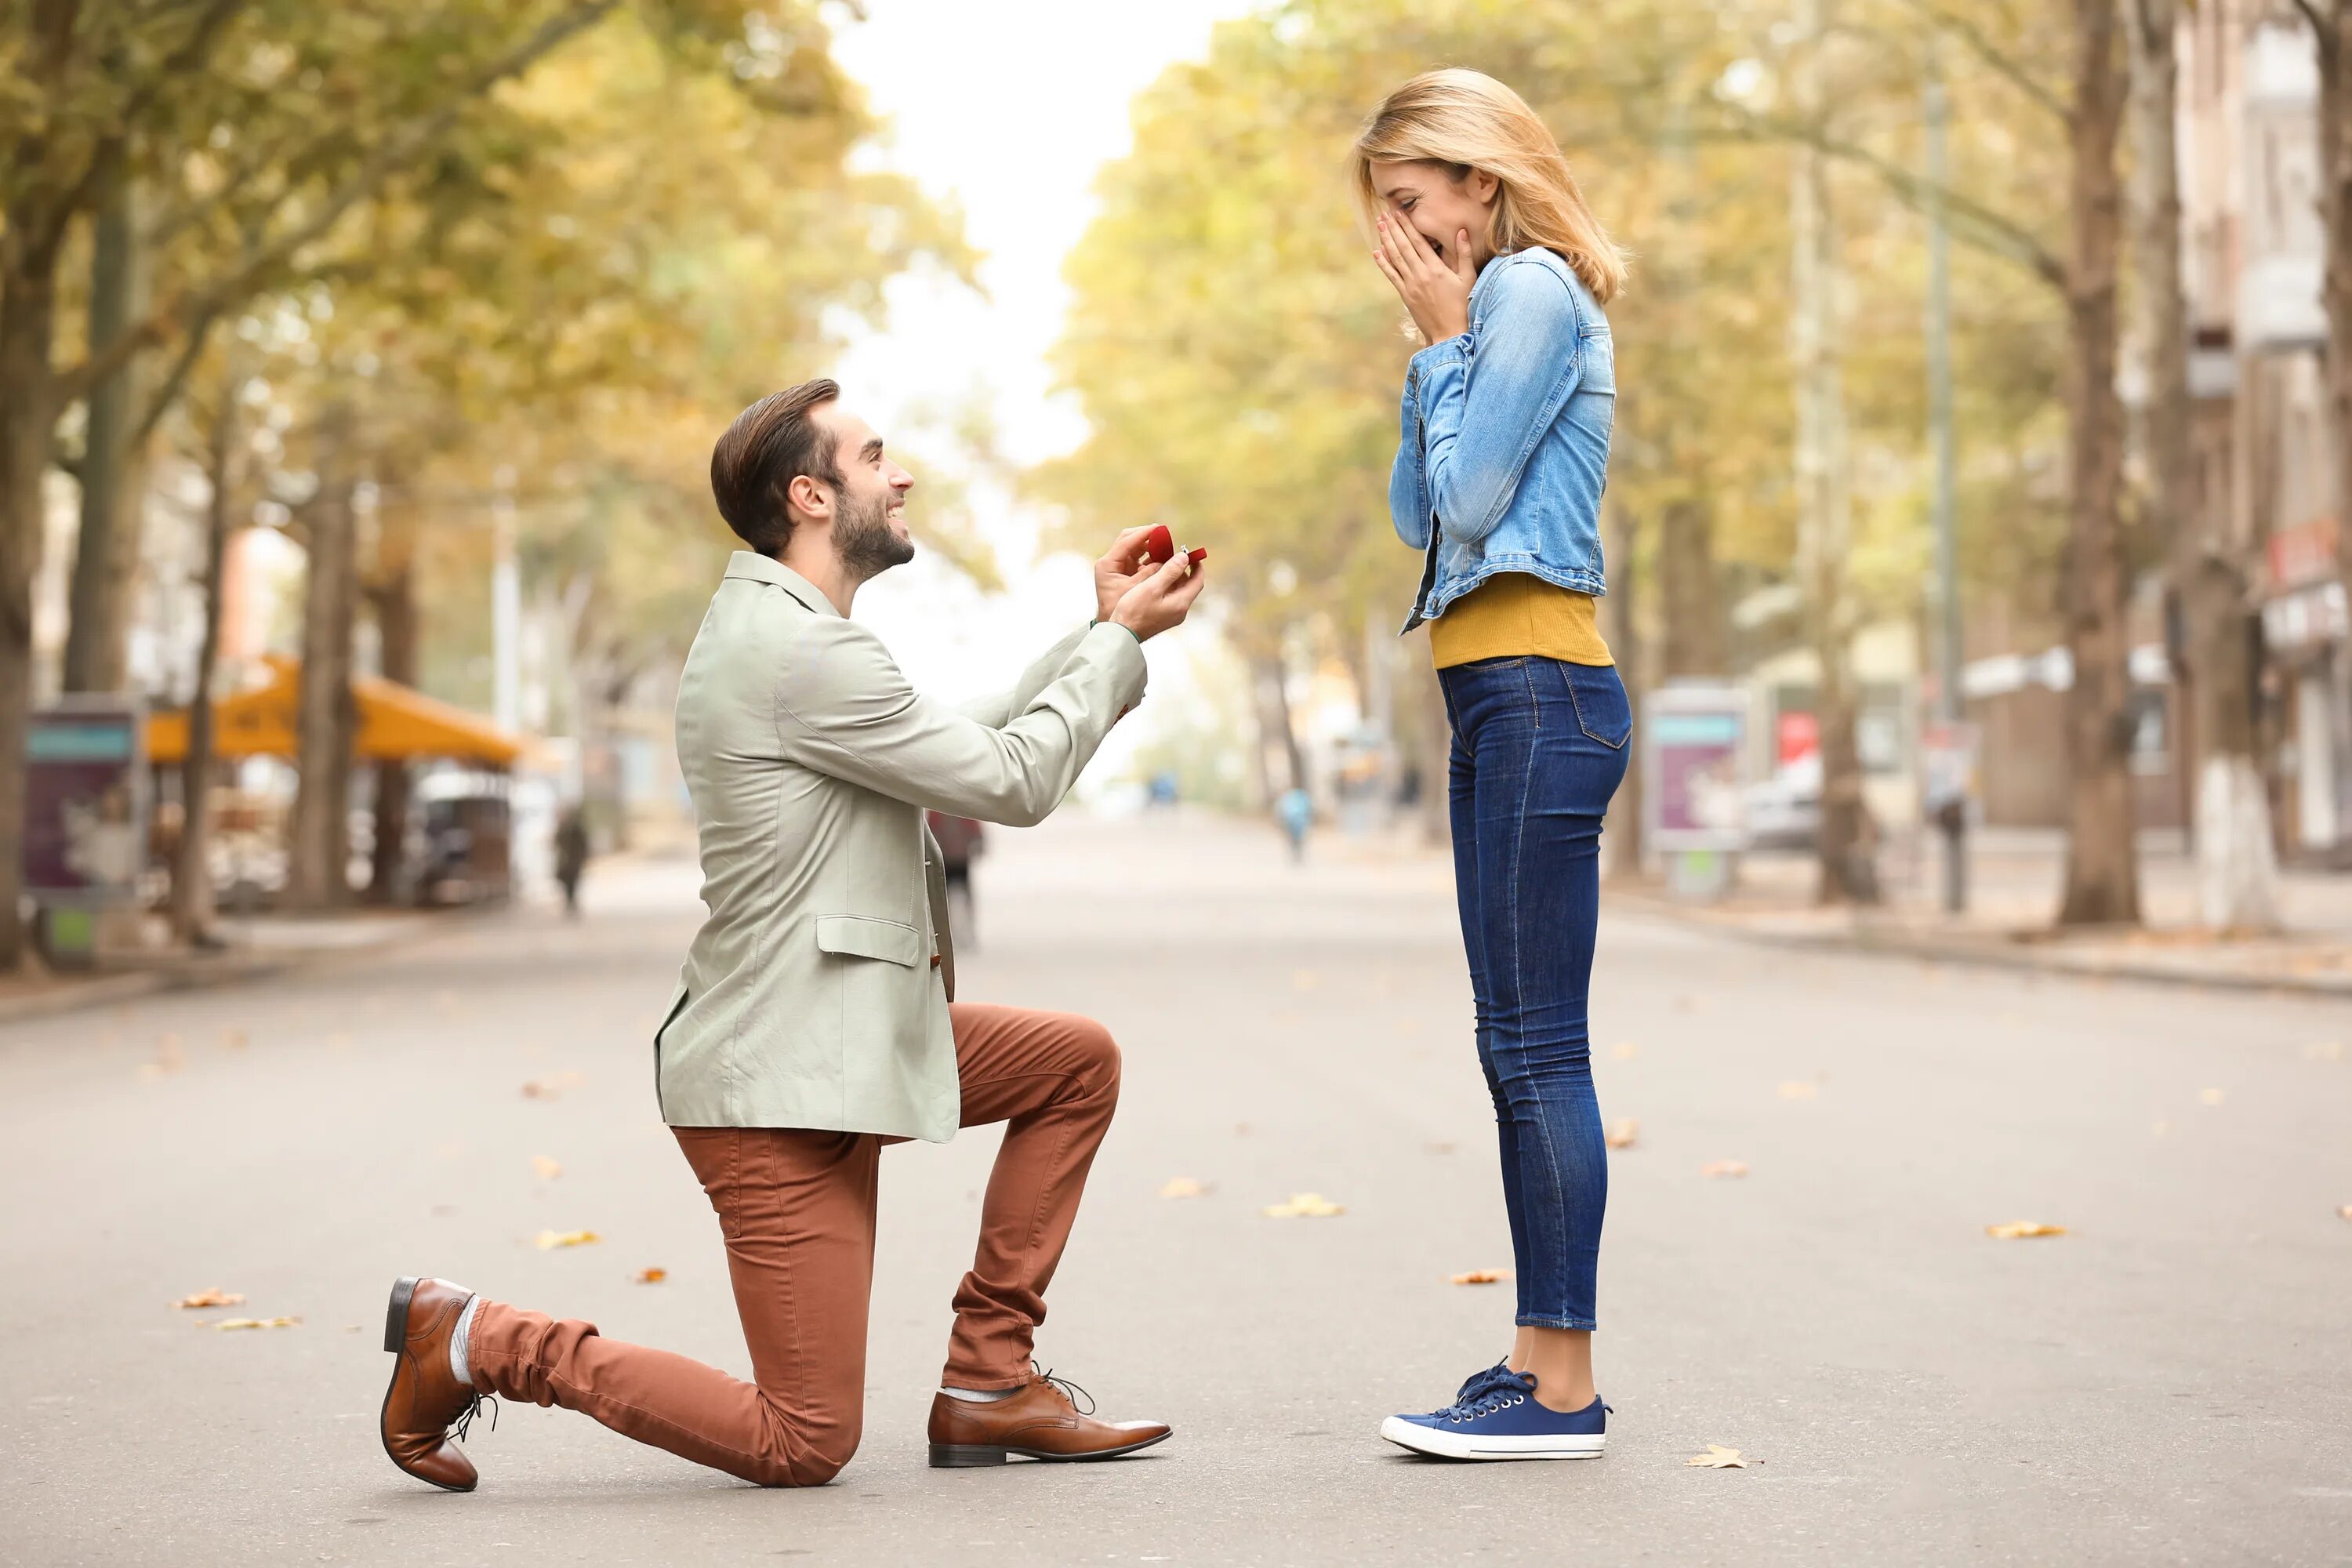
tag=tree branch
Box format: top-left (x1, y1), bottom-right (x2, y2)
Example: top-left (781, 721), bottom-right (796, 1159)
top-left (129, 303), bottom-right (221, 445)
top-left (51, 0), bottom-right (252, 232)
top-left (56, 0), bottom-right (623, 403)
top-left (1892, 0), bottom-right (2070, 124)
top-left (1706, 104), bottom-right (2068, 291)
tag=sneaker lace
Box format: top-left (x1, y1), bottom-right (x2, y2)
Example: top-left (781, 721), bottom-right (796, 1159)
top-left (1428, 1367), bottom-right (1534, 1421)
top-left (451, 1390), bottom-right (499, 1443)
top-left (1032, 1360), bottom-right (1096, 1417)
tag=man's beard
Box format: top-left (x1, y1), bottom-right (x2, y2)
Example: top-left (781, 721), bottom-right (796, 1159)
top-left (834, 485), bottom-right (914, 583)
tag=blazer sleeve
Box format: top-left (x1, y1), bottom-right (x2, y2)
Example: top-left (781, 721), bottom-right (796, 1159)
top-left (954, 625), bottom-right (1091, 729)
top-left (775, 617), bottom-right (1147, 827)
top-left (1407, 263), bottom-right (1586, 546)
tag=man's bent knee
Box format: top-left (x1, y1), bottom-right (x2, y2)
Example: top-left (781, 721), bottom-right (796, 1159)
top-left (1067, 1015), bottom-right (1121, 1099)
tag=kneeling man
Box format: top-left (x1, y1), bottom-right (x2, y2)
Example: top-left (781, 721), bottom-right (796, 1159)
top-left (379, 379), bottom-right (1206, 1490)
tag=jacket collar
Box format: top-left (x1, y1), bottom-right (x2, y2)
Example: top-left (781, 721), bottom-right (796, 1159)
top-left (723, 550), bottom-right (838, 618)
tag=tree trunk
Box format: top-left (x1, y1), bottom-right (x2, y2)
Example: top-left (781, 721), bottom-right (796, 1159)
top-left (1604, 500), bottom-right (1645, 880)
top-left (2132, 0), bottom-right (2278, 930)
top-left (1261, 653), bottom-right (1308, 797)
top-left (1656, 498), bottom-right (1723, 679)
top-left (286, 416), bottom-right (361, 910)
top-left (173, 362), bottom-right (242, 941)
top-left (0, 257), bottom-right (62, 971)
top-left (1791, 0), bottom-right (1880, 906)
top-left (366, 510), bottom-right (419, 906)
top-left (63, 170), bottom-right (151, 696)
top-left (2056, 0), bottom-right (2142, 927)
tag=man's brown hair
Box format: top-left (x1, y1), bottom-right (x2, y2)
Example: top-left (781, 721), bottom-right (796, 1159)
top-left (710, 379), bottom-right (843, 554)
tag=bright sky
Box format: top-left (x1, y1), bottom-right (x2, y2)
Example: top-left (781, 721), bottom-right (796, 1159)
top-left (826, 0), bottom-right (1261, 753)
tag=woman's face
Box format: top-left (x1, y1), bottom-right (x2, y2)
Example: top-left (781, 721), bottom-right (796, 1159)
top-left (1369, 159), bottom-right (1498, 269)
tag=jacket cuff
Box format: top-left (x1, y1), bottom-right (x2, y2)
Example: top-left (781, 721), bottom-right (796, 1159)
top-left (1079, 619), bottom-right (1150, 711)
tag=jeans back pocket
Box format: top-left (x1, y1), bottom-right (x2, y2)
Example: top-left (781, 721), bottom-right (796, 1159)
top-left (1561, 662), bottom-right (1632, 750)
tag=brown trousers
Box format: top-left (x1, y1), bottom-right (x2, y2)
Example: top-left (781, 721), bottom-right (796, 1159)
top-left (466, 1003), bottom-right (1120, 1486)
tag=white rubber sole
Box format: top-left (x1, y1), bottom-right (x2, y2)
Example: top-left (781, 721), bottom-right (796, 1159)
top-left (1379, 1415), bottom-right (1606, 1461)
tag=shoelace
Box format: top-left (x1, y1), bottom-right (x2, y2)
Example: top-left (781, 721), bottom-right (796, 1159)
top-left (1033, 1360), bottom-right (1096, 1417)
top-left (452, 1391), bottom-right (499, 1443)
top-left (1452, 1361), bottom-right (1517, 1408)
top-left (1429, 1369), bottom-right (1536, 1421)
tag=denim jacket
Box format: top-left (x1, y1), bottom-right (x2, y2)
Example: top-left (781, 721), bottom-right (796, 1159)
top-left (1388, 245), bottom-right (1615, 633)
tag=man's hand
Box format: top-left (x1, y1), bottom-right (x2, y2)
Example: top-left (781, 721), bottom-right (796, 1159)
top-left (1094, 527), bottom-right (1159, 623)
top-left (1109, 550), bottom-right (1208, 643)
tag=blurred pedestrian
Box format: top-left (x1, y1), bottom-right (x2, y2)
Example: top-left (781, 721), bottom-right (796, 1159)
top-left (379, 381), bottom-right (1204, 1494)
top-left (926, 811), bottom-right (984, 949)
top-left (1276, 784), bottom-right (1312, 864)
top-left (554, 806), bottom-right (589, 918)
top-left (1358, 67), bottom-right (1631, 1461)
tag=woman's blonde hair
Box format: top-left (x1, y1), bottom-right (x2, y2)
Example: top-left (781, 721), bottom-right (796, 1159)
top-left (1352, 68), bottom-right (1628, 304)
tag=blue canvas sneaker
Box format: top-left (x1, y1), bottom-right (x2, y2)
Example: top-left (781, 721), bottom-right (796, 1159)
top-left (1380, 1370), bottom-right (1608, 1461)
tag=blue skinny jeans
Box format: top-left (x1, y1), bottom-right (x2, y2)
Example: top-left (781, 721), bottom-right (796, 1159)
top-left (1439, 655), bottom-right (1631, 1330)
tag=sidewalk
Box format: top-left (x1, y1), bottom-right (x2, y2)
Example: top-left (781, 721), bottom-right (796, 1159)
top-left (1319, 817), bottom-right (2352, 994)
top-left (1614, 830), bottom-right (2352, 996)
top-left (0, 906), bottom-right (493, 1028)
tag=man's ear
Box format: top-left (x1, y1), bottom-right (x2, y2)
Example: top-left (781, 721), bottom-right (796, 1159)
top-left (786, 472), bottom-right (831, 527)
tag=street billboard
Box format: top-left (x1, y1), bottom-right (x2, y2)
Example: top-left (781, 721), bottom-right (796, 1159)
top-left (1643, 684), bottom-right (1748, 854)
top-left (24, 699), bottom-right (149, 903)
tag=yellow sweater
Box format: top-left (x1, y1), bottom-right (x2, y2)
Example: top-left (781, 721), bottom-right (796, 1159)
top-left (1428, 572), bottom-right (1613, 670)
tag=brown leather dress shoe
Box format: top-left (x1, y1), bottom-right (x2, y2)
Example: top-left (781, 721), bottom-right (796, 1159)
top-left (379, 1276), bottom-right (491, 1492)
top-left (927, 1367), bottom-right (1171, 1467)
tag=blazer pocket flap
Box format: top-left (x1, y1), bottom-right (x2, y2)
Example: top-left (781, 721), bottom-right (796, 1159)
top-left (815, 915), bottom-right (922, 967)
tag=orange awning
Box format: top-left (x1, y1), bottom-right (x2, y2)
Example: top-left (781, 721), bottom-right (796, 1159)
top-left (148, 656), bottom-right (536, 767)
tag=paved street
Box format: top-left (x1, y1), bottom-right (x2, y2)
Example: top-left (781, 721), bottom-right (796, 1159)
top-left (3, 810), bottom-right (2349, 1566)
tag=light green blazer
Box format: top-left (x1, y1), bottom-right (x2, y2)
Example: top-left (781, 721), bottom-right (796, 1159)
top-left (653, 551), bottom-right (1147, 1141)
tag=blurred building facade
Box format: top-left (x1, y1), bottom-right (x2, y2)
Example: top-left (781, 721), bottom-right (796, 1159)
top-left (2183, 1), bottom-right (2349, 862)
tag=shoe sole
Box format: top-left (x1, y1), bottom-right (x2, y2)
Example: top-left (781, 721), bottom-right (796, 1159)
top-left (379, 1276), bottom-right (477, 1494)
top-left (929, 1430), bottom-right (1173, 1468)
top-left (1378, 1415), bottom-right (1605, 1461)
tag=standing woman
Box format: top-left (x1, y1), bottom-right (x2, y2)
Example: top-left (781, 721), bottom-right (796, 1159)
top-left (1356, 69), bottom-right (1632, 1461)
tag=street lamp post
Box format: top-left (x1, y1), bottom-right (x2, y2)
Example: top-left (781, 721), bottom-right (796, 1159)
top-left (1925, 38), bottom-right (1968, 914)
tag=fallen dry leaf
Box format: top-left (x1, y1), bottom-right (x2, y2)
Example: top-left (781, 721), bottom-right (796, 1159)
top-left (1261, 1192), bottom-right (1345, 1218)
top-left (1777, 1081), bottom-right (1817, 1101)
top-left (1700, 1160), bottom-right (1748, 1179)
top-left (2200, 1087), bottom-right (2225, 1107)
top-left (534, 1229), bottom-right (602, 1250)
top-left (1985, 1221), bottom-right (2066, 1240)
top-left (1448, 1269), bottom-right (1511, 1285)
top-left (522, 1072), bottom-right (586, 1100)
top-left (210, 1316), bottom-right (299, 1330)
top-left (1605, 1119), bottom-right (1640, 1150)
top-left (532, 1156), bottom-right (563, 1181)
top-left (633, 1268), bottom-right (668, 1284)
top-left (2336, 1206), bottom-right (2351, 1222)
top-left (1158, 1177), bottom-right (1208, 1199)
top-left (172, 1288), bottom-right (244, 1309)
top-left (1686, 1445), bottom-right (1748, 1468)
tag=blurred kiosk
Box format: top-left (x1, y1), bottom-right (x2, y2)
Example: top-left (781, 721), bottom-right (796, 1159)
top-left (22, 698), bottom-right (150, 968)
top-left (1641, 682), bottom-right (1748, 902)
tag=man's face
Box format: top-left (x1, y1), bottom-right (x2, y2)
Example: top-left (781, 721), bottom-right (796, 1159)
top-left (818, 405), bottom-right (915, 580)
